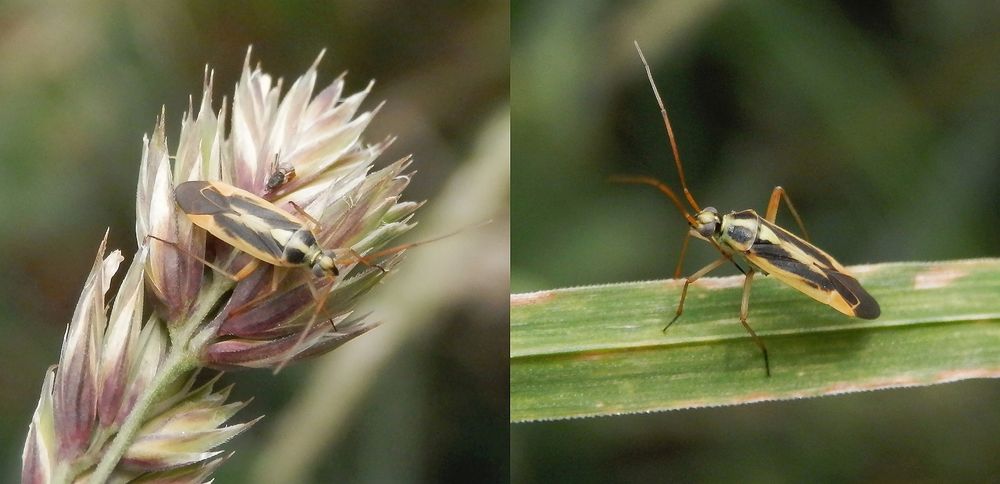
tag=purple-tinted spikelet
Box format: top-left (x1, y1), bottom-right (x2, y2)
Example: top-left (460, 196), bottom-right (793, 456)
top-left (135, 49), bottom-right (418, 368)
top-left (25, 49), bottom-right (415, 482)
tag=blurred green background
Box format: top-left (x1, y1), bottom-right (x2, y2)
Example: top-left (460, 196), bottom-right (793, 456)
top-left (513, 0), bottom-right (998, 482)
top-left (0, 1), bottom-right (508, 483)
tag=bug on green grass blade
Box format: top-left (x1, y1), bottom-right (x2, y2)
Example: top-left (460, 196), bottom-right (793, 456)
top-left (613, 42), bottom-right (880, 377)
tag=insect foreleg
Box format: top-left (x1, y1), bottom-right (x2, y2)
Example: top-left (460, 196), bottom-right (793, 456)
top-left (665, 256), bottom-right (728, 332)
top-left (672, 231), bottom-right (691, 279)
top-left (765, 186), bottom-right (810, 242)
top-left (274, 278), bottom-right (335, 373)
top-left (737, 269), bottom-right (770, 377)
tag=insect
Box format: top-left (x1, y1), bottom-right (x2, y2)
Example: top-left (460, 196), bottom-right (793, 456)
top-left (165, 179), bottom-right (471, 367)
top-left (614, 42), bottom-right (880, 376)
top-left (171, 180), bottom-right (356, 365)
top-left (263, 157), bottom-right (296, 195)
top-left (174, 180), bottom-right (340, 281)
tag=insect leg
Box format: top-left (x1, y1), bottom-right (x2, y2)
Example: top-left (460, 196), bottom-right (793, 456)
top-left (672, 231), bottom-right (691, 279)
top-left (738, 269), bottom-right (770, 377)
top-left (226, 266), bottom-right (290, 318)
top-left (274, 279), bottom-right (335, 373)
top-left (146, 234), bottom-right (251, 281)
top-left (765, 186), bottom-right (810, 242)
top-left (288, 201), bottom-right (323, 232)
top-left (665, 256), bottom-right (728, 332)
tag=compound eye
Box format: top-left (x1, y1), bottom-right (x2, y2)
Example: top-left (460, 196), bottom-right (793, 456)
top-left (311, 254), bottom-right (338, 278)
top-left (311, 264), bottom-right (327, 278)
top-left (698, 220), bottom-right (717, 238)
top-left (695, 208), bottom-right (719, 238)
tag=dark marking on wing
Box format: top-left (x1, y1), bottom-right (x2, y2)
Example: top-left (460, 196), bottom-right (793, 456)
top-left (227, 195), bottom-right (302, 231)
top-left (212, 212), bottom-right (285, 257)
top-left (827, 270), bottom-right (880, 319)
top-left (751, 243), bottom-right (831, 291)
top-left (750, 241), bottom-right (880, 318)
top-left (758, 218), bottom-right (837, 269)
top-left (175, 181), bottom-right (302, 261)
top-left (176, 181), bottom-right (229, 215)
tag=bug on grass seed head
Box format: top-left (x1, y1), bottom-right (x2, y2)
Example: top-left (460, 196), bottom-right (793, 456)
top-left (161, 177), bottom-right (481, 369)
top-left (174, 180), bottom-right (344, 278)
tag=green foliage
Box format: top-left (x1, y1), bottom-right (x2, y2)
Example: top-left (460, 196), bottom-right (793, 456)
top-left (512, 259), bottom-right (1000, 422)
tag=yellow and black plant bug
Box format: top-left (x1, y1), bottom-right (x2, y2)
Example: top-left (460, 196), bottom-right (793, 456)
top-left (263, 157), bottom-right (296, 196)
top-left (174, 180), bottom-right (342, 280)
top-left (159, 179), bottom-right (473, 368)
top-left (614, 42), bottom-right (880, 377)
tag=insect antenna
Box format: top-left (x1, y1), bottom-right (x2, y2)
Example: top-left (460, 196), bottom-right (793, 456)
top-left (336, 219), bottom-right (492, 268)
top-left (633, 41), bottom-right (701, 213)
top-left (609, 174), bottom-right (697, 226)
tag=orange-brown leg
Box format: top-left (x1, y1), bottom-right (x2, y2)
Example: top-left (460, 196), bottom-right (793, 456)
top-left (737, 269), bottom-right (770, 376)
top-left (765, 186), bottom-right (810, 242)
top-left (289, 201), bottom-right (323, 232)
top-left (274, 278), bottom-right (335, 373)
top-left (665, 256), bottom-right (728, 332)
top-left (672, 231), bottom-right (691, 279)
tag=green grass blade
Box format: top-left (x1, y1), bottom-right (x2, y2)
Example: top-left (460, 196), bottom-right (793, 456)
top-left (511, 259), bottom-right (1000, 422)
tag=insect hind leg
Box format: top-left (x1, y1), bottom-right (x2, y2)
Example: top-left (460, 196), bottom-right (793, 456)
top-left (765, 186), bottom-right (810, 242)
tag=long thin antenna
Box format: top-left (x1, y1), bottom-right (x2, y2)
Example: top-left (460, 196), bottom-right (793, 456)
top-left (338, 220), bottom-right (492, 266)
top-left (633, 41), bottom-right (701, 212)
top-left (609, 175), bottom-right (696, 226)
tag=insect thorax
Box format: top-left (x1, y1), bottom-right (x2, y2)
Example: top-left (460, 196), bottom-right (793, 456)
top-left (717, 210), bottom-right (760, 252)
top-left (279, 229), bottom-right (338, 277)
top-left (278, 229), bottom-right (320, 265)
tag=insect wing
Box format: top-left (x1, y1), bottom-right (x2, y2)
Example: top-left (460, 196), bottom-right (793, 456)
top-left (745, 218), bottom-right (880, 319)
top-left (175, 181), bottom-right (305, 266)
